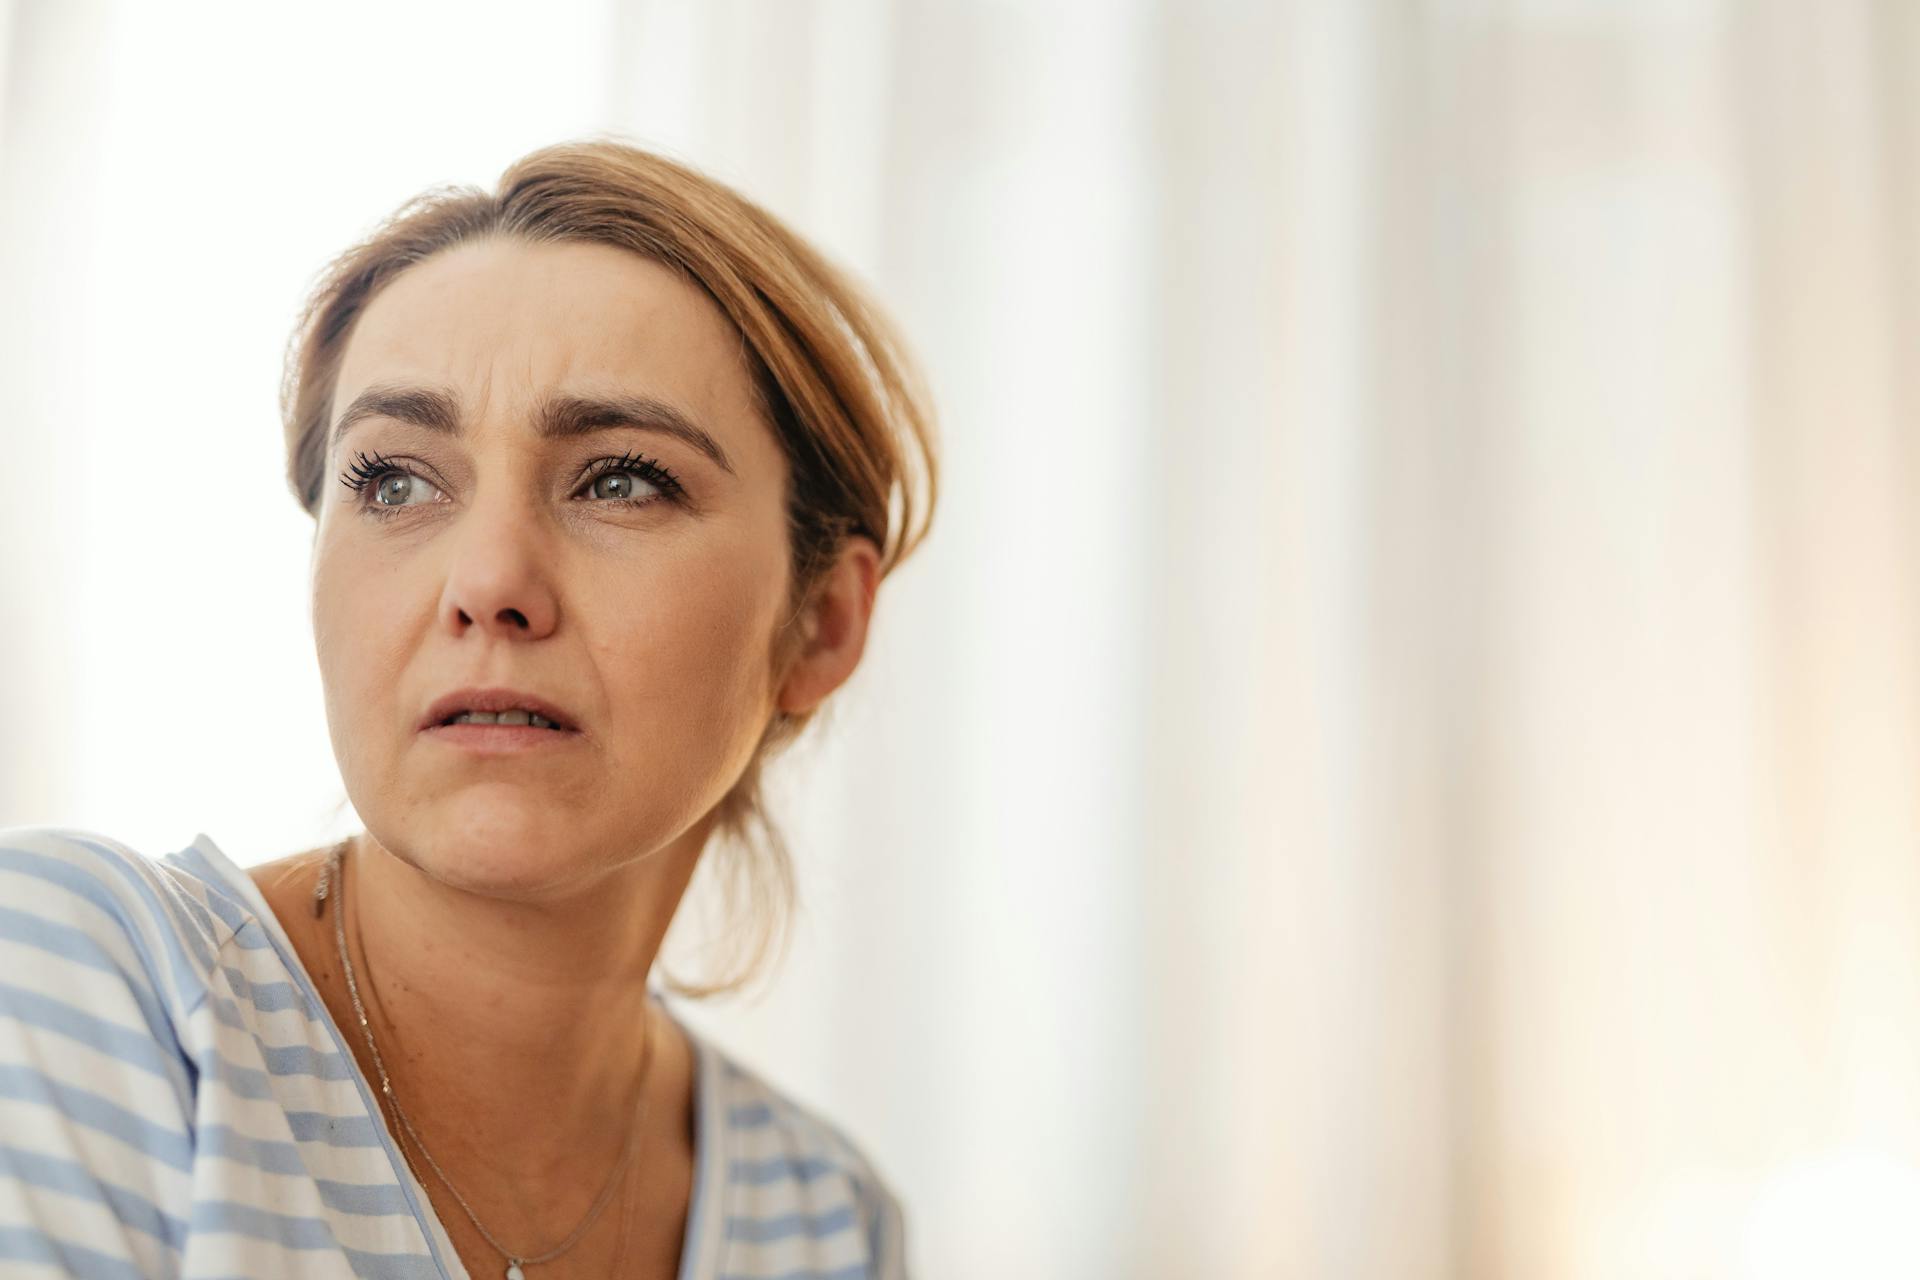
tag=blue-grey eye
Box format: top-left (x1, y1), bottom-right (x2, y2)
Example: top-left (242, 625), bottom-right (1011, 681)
top-left (375, 472), bottom-right (439, 506)
top-left (337, 450), bottom-right (447, 513)
top-left (588, 471), bottom-right (660, 501)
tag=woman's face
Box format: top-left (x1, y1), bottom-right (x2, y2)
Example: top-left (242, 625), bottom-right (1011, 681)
top-left (312, 236), bottom-right (795, 899)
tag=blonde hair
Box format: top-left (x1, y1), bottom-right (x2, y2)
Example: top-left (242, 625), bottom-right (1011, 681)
top-left (280, 139), bottom-right (939, 998)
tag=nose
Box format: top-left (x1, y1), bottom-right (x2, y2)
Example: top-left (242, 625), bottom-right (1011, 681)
top-left (436, 496), bottom-right (560, 642)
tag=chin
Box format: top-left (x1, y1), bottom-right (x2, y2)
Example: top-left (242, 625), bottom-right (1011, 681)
top-left (372, 796), bottom-right (608, 901)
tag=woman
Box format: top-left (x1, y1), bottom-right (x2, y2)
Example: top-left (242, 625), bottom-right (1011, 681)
top-left (0, 139), bottom-right (937, 1279)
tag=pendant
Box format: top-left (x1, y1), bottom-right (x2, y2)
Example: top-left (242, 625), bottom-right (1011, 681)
top-left (311, 856), bottom-right (331, 918)
top-left (506, 1264), bottom-right (525, 1280)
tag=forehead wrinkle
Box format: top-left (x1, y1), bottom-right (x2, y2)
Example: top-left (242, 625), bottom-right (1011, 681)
top-left (330, 375), bottom-right (740, 478)
top-left (332, 239), bottom-right (764, 466)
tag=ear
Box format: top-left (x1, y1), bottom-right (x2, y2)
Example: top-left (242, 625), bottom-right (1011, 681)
top-left (775, 536), bottom-right (882, 716)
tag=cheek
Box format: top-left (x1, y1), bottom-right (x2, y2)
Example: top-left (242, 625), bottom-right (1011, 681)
top-left (309, 542), bottom-right (415, 764)
top-left (606, 556), bottom-right (778, 714)
top-left (592, 539), bottom-right (789, 768)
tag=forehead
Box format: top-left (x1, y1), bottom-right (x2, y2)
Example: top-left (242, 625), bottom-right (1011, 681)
top-left (333, 236), bottom-right (760, 439)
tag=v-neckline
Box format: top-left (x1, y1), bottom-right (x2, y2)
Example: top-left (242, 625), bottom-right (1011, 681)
top-left (171, 831), bottom-right (726, 1280)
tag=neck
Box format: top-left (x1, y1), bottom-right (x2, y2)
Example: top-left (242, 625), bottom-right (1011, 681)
top-left (326, 824), bottom-right (705, 1191)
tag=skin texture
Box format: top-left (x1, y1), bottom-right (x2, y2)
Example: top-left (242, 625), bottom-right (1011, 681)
top-left (247, 236), bottom-right (880, 1279)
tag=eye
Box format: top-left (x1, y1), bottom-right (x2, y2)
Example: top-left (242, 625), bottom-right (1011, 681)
top-left (338, 450), bottom-right (445, 512)
top-left (370, 471), bottom-right (441, 507)
top-left (335, 448), bottom-right (684, 517)
top-left (578, 453), bottom-right (685, 508)
top-left (586, 470), bottom-right (657, 502)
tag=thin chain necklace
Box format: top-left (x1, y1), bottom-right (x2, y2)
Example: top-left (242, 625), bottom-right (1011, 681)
top-left (605, 1141), bottom-right (640, 1280)
top-left (315, 841), bottom-right (655, 1280)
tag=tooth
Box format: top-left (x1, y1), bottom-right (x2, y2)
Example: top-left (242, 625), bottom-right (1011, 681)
top-left (529, 714), bottom-right (553, 729)
top-left (496, 709), bottom-right (532, 726)
top-left (456, 711), bottom-right (500, 724)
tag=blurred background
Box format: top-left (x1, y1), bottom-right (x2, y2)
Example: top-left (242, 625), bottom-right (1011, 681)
top-left (3, 0), bottom-right (1919, 1275)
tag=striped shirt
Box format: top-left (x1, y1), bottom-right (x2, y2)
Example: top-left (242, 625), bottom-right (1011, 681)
top-left (0, 827), bottom-right (908, 1279)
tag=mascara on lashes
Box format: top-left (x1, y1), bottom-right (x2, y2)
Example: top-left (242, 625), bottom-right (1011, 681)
top-left (336, 449), bottom-right (686, 513)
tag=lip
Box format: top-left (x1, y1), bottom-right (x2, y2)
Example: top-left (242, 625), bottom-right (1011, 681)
top-left (419, 686), bottom-right (582, 734)
top-left (420, 721), bottom-right (583, 754)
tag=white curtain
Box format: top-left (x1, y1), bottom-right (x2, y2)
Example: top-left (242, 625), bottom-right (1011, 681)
top-left (3, 2), bottom-right (1917, 1276)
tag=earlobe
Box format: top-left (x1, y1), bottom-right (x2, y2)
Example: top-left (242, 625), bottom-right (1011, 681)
top-left (775, 537), bottom-right (881, 717)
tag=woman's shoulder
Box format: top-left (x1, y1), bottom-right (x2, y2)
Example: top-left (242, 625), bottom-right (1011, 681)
top-left (0, 824), bottom-right (238, 1018)
top-left (691, 1030), bottom-right (911, 1277)
top-left (0, 827), bottom-right (282, 1275)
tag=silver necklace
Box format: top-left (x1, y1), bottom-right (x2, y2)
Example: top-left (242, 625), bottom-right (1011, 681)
top-left (315, 841), bottom-right (655, 1280)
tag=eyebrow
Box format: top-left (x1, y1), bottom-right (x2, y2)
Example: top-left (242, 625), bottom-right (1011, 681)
top-left (329, 384), bottom-right (737, 476)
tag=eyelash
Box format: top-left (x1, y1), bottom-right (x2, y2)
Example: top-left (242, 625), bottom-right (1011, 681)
top-left (336, 449), bottom-right (685, 516)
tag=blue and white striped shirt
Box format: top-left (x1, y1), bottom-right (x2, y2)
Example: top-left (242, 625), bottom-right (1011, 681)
top-left (0, 827), bottom-right (908, 1279)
